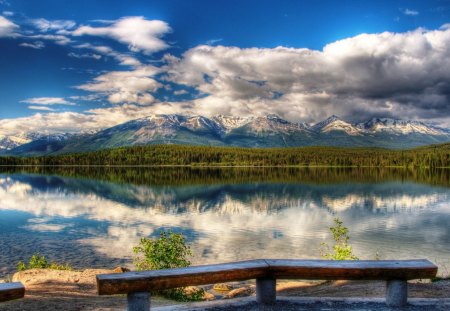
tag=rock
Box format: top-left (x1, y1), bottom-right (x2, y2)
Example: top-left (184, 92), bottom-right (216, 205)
top-left (113, 266), bottom-right (130, 273)
top-left (203, 291), bottom-right (215, 301)
top-left (213, 283), bottom-right (233, 291)
top-left (223, 286), bottom-right (254, 299)
top-left (183, 286), bottom-right (215, 301)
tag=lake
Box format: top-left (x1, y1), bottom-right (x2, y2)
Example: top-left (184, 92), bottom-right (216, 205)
top-left (1, 167), bottom-right (449, 278)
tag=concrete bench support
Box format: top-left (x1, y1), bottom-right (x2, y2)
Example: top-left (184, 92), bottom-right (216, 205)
top-left (386, 280), bottom-right (407, 307)
top-left (0, 282), bottom-right (25, 303)
top-left (127, 292), bottom-right (150, 311)
top-left (256, 277), bottom-right (276, 304)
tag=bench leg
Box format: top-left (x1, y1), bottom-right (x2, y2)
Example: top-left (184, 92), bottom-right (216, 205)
top-left (386, 280), bottom-right (407, 307)
top-left (256, 277), bottom-right (276, 305)
top-left (127, 292), bottom-right (150, 311)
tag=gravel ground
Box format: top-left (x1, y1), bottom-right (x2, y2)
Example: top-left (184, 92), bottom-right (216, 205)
top-left (155, 298), bottom-right (450, 311)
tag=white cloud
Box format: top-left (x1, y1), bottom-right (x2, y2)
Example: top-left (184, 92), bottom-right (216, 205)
top-left (0, 15), bottom-right (18, 37)
top-left (0, 112), bottom-right (111, 137)
top-left (77, 65), bottom-right (162, 105)
top-left (174, 89), bottom-right (189, 95)
top-left (74, 43), bottom-right (141, 66)
top-left (401, 8), bottom-right (419, 16)
top-left (32, 18), bottom-right (76, 32)
top-left (68, 52), bottom-right (101, 60)
top-left (205, 38), bottom-right (223, 45)
top-left (21, 97), bottom-right (75, 106)
top-left (73, 16), bottom-right (171, 54)
top-left (28, 34), bottom-right (71, 45)
top-left (28, 106), bottom-right (55, 111)
top-left (165, 27), bottom-right (450, 124)
top-left (19, 41), bottom-right (45, 49)
top-left (2, 11), bottom-right (13, 16)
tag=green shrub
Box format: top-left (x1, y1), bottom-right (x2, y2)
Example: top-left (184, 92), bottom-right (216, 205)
top-left (321, 218), bottom-right (359, 260)
top-left (17, 253), bottom-right (72, 271)
top-left (133, 230), bottom-right (204, 301)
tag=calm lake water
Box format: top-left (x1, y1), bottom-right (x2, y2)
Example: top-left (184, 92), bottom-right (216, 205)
top-left (1, 167), bottom-right (449, 277)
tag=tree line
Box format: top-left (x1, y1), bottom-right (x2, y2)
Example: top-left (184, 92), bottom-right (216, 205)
top-left (0, 143), bottom-right (449, 168)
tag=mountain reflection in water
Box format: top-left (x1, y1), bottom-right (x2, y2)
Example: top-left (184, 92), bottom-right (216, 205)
top-left (0, 167), bottom-right (449, 277)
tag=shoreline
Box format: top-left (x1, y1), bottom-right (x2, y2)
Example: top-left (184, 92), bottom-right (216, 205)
top-left (1, 164), bottom-right (449, 168)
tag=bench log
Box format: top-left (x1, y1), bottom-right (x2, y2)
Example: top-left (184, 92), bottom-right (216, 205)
top-left (97, 259), bottom-right (437, 310)
top-left (97, 260), bottom-right (268, 295)
top-left (265, 259), bottom-right (437, 280)
top-left (0, 282), bottom-right (25, 303)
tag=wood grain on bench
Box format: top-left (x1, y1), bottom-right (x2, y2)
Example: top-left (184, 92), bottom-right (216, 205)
top-left (97, 259), bottom-right (269, 295)
top-left (265, 259), bottom-right (438, 280)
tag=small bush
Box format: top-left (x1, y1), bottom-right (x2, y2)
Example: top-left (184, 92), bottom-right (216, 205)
top-left (17, 253), bottom-right (72, 271)
top-left (133, 230), bottom-right (204, 301)
top-left (321, 218), bottom-right (359, 260)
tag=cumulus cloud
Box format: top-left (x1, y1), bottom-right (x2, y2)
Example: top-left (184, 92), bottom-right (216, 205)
top-left (73, 16), bottom-right (171, 54)
top-left (77, 65), bottom-right (162, 105)
top-left (21, 97), bottom-right (75, 106)
top-left (165, 27), bottom-right (450, 125)
top-left (0, 102), bottom-right (189, 136)
top-left (19, 41), bottom-right (45, 49)
top-left (0, 15), bottom-right (18, 37)
top-left (0, 112), bottom-right (100, 136)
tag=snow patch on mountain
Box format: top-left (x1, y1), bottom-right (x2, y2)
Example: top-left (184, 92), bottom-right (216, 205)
top-left (313, 115), bottom-right (362, 136)
top-left (211, 115), bottom-right (254, 133)
top-left (357, 118), bottom-right (448, 135)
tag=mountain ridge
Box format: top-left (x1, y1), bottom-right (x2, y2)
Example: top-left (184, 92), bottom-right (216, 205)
top-left (2, 114), bottom-right (450, 156)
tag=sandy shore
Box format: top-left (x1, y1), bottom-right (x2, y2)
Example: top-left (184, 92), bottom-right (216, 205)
top-left (0, 268), bottom-right (448, 311)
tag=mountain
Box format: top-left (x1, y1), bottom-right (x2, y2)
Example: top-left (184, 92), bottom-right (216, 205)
top-left (0, 132), bottom-right (43, 151)
top-left (357, 118), bottom-right (450, 136)
top-left (2, 114), bottom-right (450, 156)
top-left (313, 115), bottom-right (362, 136)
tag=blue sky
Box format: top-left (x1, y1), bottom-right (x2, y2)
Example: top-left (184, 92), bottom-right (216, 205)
top-left (0, 0), bottom-right (450, 135)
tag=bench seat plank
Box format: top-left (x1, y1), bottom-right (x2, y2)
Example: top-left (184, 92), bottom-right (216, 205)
top-left (0, 282), bottom-right (25, 302)
top-left (265, 259), bottom-right (438, 280)
top-left (97, 259), bottom-right (269, 295)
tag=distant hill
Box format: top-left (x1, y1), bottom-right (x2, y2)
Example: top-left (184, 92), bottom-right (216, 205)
top-left (1, 114), bottom-right (450, 156)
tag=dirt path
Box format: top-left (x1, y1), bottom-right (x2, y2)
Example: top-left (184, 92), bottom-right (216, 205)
top-left (0, 269), bottom-right (448, 311)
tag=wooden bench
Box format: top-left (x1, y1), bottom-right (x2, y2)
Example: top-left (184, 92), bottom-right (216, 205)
top-left (0, 282), bottom-right (25, 303)
top-left (96, 259), bottom-right (437, 311)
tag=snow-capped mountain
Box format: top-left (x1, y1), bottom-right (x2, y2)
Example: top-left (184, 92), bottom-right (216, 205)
top-left (241, 114), bottom-right (312, 134)
top-left (2, 114), bottom-right (450, 156)
top-left (0, 132), bottom-right (44, 150)
top-left (211, 115), bottom-right (254, 133)
top-left (0, 136), bottom-right (28, 150)
top-left (357, 118), bottom-right (449, 136)
top-left (312, 115), bottom-right (362, 136)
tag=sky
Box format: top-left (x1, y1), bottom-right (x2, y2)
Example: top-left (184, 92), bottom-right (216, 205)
top-left (0, 0), bottom-right (450, 136)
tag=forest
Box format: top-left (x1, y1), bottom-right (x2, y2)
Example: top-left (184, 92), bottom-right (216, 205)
top-left (0, 143), bottom-right (449, 168)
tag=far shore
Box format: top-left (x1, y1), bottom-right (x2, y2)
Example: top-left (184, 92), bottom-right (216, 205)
top-left (1, 164), bottom-right (448, 168)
